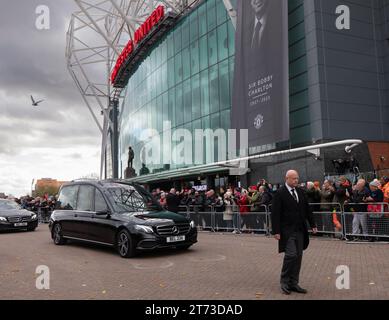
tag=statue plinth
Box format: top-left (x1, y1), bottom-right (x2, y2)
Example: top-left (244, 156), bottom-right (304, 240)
top-left (124, 167), bottom-right (137, 179)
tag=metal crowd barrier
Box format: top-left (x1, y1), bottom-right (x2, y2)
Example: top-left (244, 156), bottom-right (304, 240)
top-left (179, 201), bottom-right (389, 241)
top-left (38, 207), bottom-right (52, 223)
top-left (308, 203), bottom-right (344, 238)
top-left (179, 204), bottom-right (270, 234)
top-left (235, 204), bottom-right (269, 234)
top-left (343, 203), bottom-right (389, 240)
top-left (178, 205), bottom-right (190, 218)
top-left (189, 209), bottom-right (214, 232)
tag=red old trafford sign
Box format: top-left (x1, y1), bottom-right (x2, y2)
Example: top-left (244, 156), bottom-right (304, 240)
top-left (111, 5), bottom-right (165, 84)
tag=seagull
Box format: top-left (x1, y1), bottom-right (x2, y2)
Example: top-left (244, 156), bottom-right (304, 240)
top-left (31, 95), bottom-right (44, 106)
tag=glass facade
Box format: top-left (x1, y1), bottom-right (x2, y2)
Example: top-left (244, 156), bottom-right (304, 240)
top-left (120, 0), bottom-right (234, 176)
top-left (288, 0), bottom-right (311, 145)
top-left (119, 0), bottom-right (309, 177)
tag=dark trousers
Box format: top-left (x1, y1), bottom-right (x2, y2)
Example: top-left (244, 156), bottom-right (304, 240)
top-left (241, 214), bottom-right (255, 230)
top-left (280, 231), bottom-right (304, 287)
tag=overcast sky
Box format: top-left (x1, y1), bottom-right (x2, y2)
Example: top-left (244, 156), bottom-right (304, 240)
top-left (0, 0), bottom-right (101, 197)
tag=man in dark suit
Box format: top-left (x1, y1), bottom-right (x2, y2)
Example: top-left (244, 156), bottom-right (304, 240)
top-left (271, 170), bottom-right (318, 295)
top-left (166, 188), bottom-right (181, 214)
top-left (249, 0), bottom-right (270, 51)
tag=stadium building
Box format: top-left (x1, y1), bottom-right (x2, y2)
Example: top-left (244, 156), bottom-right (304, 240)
top-left (67, 0), bottom-right (389, 189)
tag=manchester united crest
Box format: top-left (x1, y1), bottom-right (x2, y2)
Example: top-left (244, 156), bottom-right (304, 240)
top-left (254, 114), bottom-right (264, 130)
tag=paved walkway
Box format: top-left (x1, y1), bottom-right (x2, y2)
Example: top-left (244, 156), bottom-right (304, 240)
top-left (0, 227), bottom-right (388, 299)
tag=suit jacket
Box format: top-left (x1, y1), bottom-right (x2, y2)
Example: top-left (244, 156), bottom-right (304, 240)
top-left (166, 193), bottom-right (181, 213)
top-left (271, 186), bottom-right (316, 253)
top-left (245, 15), bottom-right (273, 75)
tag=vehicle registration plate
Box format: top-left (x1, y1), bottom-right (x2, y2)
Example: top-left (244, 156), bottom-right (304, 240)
top-left (166, 235), bottom-right (185, 243)
top-left (14, 222), bottom-right (28, 227)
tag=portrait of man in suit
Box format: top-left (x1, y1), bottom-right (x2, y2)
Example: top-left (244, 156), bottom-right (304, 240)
top-left (232, 0), bottom-right (289, 148)
top-left (271, 170), bottom-right (318, 295)
top-left (250, 0), bottom-right (271, 50)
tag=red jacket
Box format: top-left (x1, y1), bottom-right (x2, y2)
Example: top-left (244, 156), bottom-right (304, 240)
top-left (238, 195), bottom-right (250, 214)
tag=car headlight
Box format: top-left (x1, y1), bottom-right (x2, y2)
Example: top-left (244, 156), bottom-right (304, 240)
top-left (0, 217), bottom-right (7, 222)
top-left (190, 220), bottom-right (196, 229)
top-left (31, 214), bottom-right (37, 220)
top-left (134, 225), bottom-right (154, 233)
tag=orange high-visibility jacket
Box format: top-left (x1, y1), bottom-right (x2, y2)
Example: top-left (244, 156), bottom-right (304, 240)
top-left (383, 182), bottom-right (389, 203)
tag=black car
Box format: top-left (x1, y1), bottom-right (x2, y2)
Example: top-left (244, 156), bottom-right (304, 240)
top-left (49, 180), bottom-right (197, 258)
top-left (0, 199), bottom-right (39, 232)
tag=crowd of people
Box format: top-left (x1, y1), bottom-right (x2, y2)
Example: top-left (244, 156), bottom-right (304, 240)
top-left (2, 175), bottom-right (389, 238)
top-left (153, 181), bottom-right (275, 233)
top-left (150, 175), bottom-right (389, 238)
top-left (152, 176), bottom-right (389, 212)
top-left (152, 179), bottom-right (279, 213)
top-left (15, 195), bottom-right (57, 223)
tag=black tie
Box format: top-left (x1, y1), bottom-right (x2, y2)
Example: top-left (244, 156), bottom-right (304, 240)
top-left (291, 189), bottom-right (298, 203)
top-left (252, 20), bottom-right (262, 49)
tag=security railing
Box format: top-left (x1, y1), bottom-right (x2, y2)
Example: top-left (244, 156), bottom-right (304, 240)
top-left (37, 207), bottom-right (52, 223)
top-left (343, 203), bottom-right (389, 240)
top-left (234, 204), bottom-right (269, 235)
top-left (178, 202), bottom-right (389, 241)
top-left (178, 204), bottom-right (270, 235)
top-left (308, 203), bottom-right (344, 238)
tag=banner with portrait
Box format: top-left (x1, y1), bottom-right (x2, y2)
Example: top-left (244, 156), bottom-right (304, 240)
top-left (232, 0), bottom-right (289, 148)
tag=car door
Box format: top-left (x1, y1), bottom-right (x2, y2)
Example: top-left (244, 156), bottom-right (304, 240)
top-left (74, 184), bottom-right (95, 240)
top-left (57, 185), bottom-right (79, 237)
top-left (88, 188), bottom-right (117, 245)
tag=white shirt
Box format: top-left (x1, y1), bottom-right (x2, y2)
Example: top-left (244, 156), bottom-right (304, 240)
top-left (285, 183), bottom-right (299, 203)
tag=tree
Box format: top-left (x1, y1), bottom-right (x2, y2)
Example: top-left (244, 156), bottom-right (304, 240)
top-left (33, 185), bottom-right (60, 198)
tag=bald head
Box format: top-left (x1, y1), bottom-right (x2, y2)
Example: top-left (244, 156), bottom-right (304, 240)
top-left (306, 181), bottom-right (314, 190)
top-left (355, 179), bottom-right (366, 191)
top-left (285, 170), bottom-right (299, 188)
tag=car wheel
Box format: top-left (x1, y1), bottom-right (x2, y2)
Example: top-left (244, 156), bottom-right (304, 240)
top-left (117, 229), bottom-right (135, 258)
top-left (52, 223), bottom-right (67, 245)
top-left (27, 226), bottom-right (37, 232)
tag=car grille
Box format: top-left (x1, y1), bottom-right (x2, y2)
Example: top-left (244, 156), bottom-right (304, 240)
top-left (7, 216), bottom-right (30, 223)
top-left (156, 223), bottom-right (190, 236)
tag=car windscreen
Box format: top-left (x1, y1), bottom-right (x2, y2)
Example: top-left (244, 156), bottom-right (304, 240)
top-left (0, 200), bottom-right (21, 210)
top-left (107, 185), bottom-right (162, 213)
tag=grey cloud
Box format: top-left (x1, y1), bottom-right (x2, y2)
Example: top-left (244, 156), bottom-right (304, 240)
top-left (0, 0), bottom-right (103, 152)
top-left (0, 0), bottom-right (98, 107)
top-left (0, 1), bottom-right (106, 196)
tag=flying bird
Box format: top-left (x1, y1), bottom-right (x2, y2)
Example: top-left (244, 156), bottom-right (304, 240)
top-left (31, 95), bottom-right (44, 106)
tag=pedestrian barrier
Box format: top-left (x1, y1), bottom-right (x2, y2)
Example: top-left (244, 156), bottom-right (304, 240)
top-left (213, 212), bottom-right (239, 232)
top-left (236, 205), bottom-right (269, 234)
top-left (185, 205), bottom-right (214, 231)
top-left (38, 208), bottom-right (51, 223)
top-left (267, 204), bottom-right (273, 235)
top-left (179, 204), bottom-right (270, 234)
top-left (189, 211), bottom-right (214, 232)
top-left (180, 202), bottom-right (389, 241)
top-left (309, 203), bottom-right (343, 238)
top-left (178, 205), bottom-right (190, 218)
top-left (343, 203), bottom-right (389, 240)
